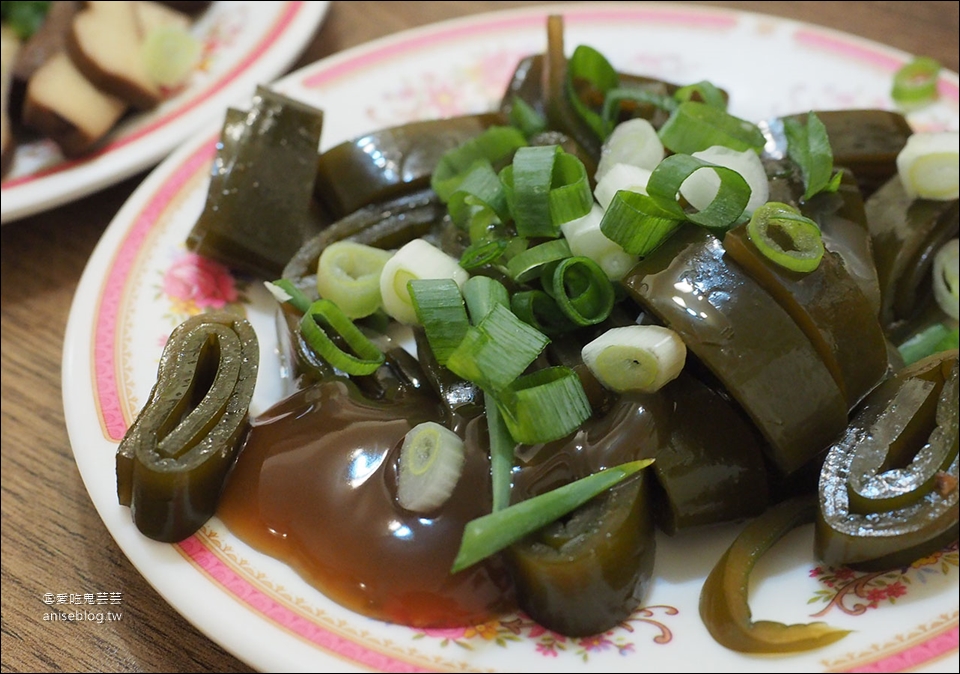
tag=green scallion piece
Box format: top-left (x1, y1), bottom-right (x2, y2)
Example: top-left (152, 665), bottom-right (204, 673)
top-left (892, 56), bottom-right (941, 109)
top-left (300, 299), bottom-right (386, 376)
top-left (506, 238), bottom-right (571, 284)
top-left (459, 239), bottom-right (509, 270)
top-left (496, 366), bottom-right (592, 444)
top-left (445, 303), bottom-right (550, 392)
top-left (450, 458), bottom-right (654, 573)
top-left (898, 323), bottom-right (960, 365)
top-left (549, 152), bottom-right (594, 226)
top-left (599, 191), bottom-right (683, 256)
top-left (315, 241), bottom-right (393, 319)
top-left (408, 279), bottom-right (470, 365)
top-left (601, 86), bottom-right (678, 130)
top-left (566, 43), bottom-right (620, 140)
top-left (783, 111), bottom-right (843, 201)
top-left (543, 255), bottom-right (615, 326)
top-left (673, 80), bottom-right (727, 109)
top-left (503, 145), bottom-right (559, 238)
top-left (511, 289), bottom-right (576, 336)
top-left (431, 125), bottom-right (527, 202)
top-left (485, 396), bottom-right (516, 512)
top-left (509, 95), bottom-right (548, 137)
top-left (462, 275), bottom-right (510, 325)
top-left (658, 101), bottom-right (766, 155)
top-left (746, 202), bottom-right (825, 273)
top-left (646, 153), bottom-right (752, 231)
top-left (265, 278), bottom-right (312, 314)
top-left (447, 161), bottom-right (510, 230)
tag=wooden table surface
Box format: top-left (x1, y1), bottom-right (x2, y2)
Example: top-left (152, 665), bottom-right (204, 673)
top-left (2, 2), bottom-right (957, 672)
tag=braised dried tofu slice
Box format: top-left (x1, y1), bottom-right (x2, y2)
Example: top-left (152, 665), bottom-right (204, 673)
top-left (22, 51), bottom-right (127, 156)
top-left (67, 1), bottom-right (191, 110)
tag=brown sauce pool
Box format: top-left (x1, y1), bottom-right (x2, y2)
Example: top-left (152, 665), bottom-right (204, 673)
top-left (217, 378), bottom-right (515, 628)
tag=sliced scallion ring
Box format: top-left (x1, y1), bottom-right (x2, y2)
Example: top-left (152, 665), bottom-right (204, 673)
top-left (316, 241), bottom-right (393, 318)
top-left (646, 153), bottom-right (752, 231)
top-left (496, 366), bottom-right (592, 445)
top-left (543, 255), bottom-right (615, 327)
top-left (451, 459), bottom-right (654, 573)
top-left (594, 117), bottom-right (664, 183)
top-left (745, 202), bottom-right (824, 273)
top-left (895, 131), bottom-right (960, 201)
top-left (379, 239), bottom-right (469, 325)
top-left (506, 238), bottom-right (571, 284)
top-left (658, 101), bottom-right (766, 155)
top-left (300, 299), bottom-right (385, 376)
top-left (599, 190), bottom-right (682, 256)
top-left (560, 204), bottom-right (638, 281)
top-left (581, 325), bottom-right (687, 393)
top-left (892, 56), bottom-right (941, 109)
top-left (680, 145), bottom-right (769, 217)
top-left (408, 278), bottom-right (470, 365)
top-left (397, 421), bottom-right (466, 513)
top-left (932, 239), bottom-right (959, 321)
top-left (594, 163), bottom-right (652, 210)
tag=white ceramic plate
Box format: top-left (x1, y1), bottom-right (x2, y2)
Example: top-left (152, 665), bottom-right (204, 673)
top-left (63, 3), bottom-right (960, 672)
top-left (0, 0), bottom-right (330, 224)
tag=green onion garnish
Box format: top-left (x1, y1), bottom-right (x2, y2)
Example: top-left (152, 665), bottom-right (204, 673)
top-left (431, 125), bottom-right (527, 202)
top-left (658, 101), bottom-right (766, 155)
top-left (599, 190), bottom-right (682, 256)
top-left (462, 275), bottom-right (510, 325)
top-left (745, 202), bottom-right (824, 273)
top-left (299, 299), bottom-right (386, 376)
top-left (485, 397), bottom-right (516, 512)
top-left (450, 459), bottom-right (654, 573)
top-left (511, 289), bottom-right (576, 336)
top-left (445, 303), bottom-right (549, 392)
top-left (581, 325), bottom-right (687, 393)
top-left (265, 278), bottom-right (312, 314)
top-left (646, 153), bottom-right (752, 231)
top-left (459, 239), bottom-right (509, 270)
top-left (673, 80), bottom-right (727, 109)
top-left (508, 95), bottom-right (548, 138)
top-left (600, 86), bottom-right (678, 131)
top-left (397, 421), bottom-right (466, 513)
top-left (315, 241), bottom-right (393, 319)
top-left (506, 238), bottom-right (571, 284)
top-left (408, 279), bottom-right (470, 366)
top-left (892, 56), bottom-right (941, 109)
top-left (503, 145), bottom-right (559, 238)
top-left (447, 161), bottom-right (510, 230)
top-left (783, 111), bottom-right (843, 201)
top-left (496, 366), bottom-right (592, 445)
top-left (566, 43), bottom-right (620, 140)
top-left (543, 255), bottom-right (615, 326)
top-left (897, 323), bottom-right (960, 366)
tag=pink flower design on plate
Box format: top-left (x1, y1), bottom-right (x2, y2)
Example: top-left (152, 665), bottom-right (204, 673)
top-left (162, 252), bottom-right (239, 314)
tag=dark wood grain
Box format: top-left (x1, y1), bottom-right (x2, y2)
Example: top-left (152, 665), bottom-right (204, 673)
top-left (2, 2), bottom-right (957, 672)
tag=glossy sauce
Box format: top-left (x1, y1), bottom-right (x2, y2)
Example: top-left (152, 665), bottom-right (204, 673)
top-left (217, 378), bottom-right (515, 628)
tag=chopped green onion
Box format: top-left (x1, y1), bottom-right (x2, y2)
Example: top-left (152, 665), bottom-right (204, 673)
top-left (746, 202), bottom-right (824, 273)
top-left (459, 239), bottom-right (509, 270)
top-left (566, 44), bottom-right (620, 140)
top-left (511, 289), bottom-right (576, 336)
top-left (932, 239), bottom-right (959, 320)
top-left (895, 131), bottom-right (959, 201)
top-left (408, 279), bottom-right (470, 365)
top-left (581, 325), bottom-right (687, 393)
top-left (506, 238), bottom-right (571, 284)
top-left (142, 25), bottom-right (201, 88)
top-left (892, 56), bottom-right (941, 109)
top-left (673, 80), bottom-right (727, 109)
top-left (397, 421), bottom-right (466, 513)
top-left (379, 239), bottom-right (469, 325)
top-left (600, 86), bottom-right (677, 131)
top-left (315, 241), bottom-right (393, 319)
top-left (462, 275), bottom-right (510, 325)
top-left (508, 95), bottom-right (547, 138)
top-left (543, 255), bottom-right (615, 327)
top-left (560, 204), bottom-right (638, 281)
top-left (431, 126), bottom-right (527, 202)
top-left (548, 151), bottom-right (594, 226)
top-left (680, 145), bottom-right (769, 217)
top-left (897, 323), bottom-right (960, 365)
top-left (496, 366), bottom-right (592, 444)
top-left (502, 145), bottom-right (559, 238)
top-left (595, 117), bottom-right (664, 183)
top-left (658, 101), bottom-right (766, 155)
top-left (445, 303), bottom-right (549, 392)
top-left (447, 161), bottom-right (510, 230)
top-left (485, 397), bottom-right (516, 512)
top-left (450, 459), bottom-right (654, 573)
top-left (265, 278), bottom-right (311, 314)
top-left (646, 153), bottom-right (752, 231)
top-left (300, 299), bottom-right (386, 376)
top-left (599, 190), bottom-right (682, 256)
top-left (783, 111), bottom-right (843, 201)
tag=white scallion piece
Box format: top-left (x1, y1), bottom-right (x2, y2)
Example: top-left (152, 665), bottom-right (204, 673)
top-left (679, 145), bottom-right (767, 216)
top-left (379, 239), bottom-right (469, 325)
top-left (933, 238), bottom-right (959, 321)
top-left (397, 421), bottom-right (466, 513)
top-left (594, 163), bottom-right (652, 210)
top-left (896, 131), bottom-right (960, 200)
top-left (595, 118), bottom-right (665, 183)
top-left (560, 203), bottom-right (638, 281)
top-left (581, 325), bottom-right (687, 393)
